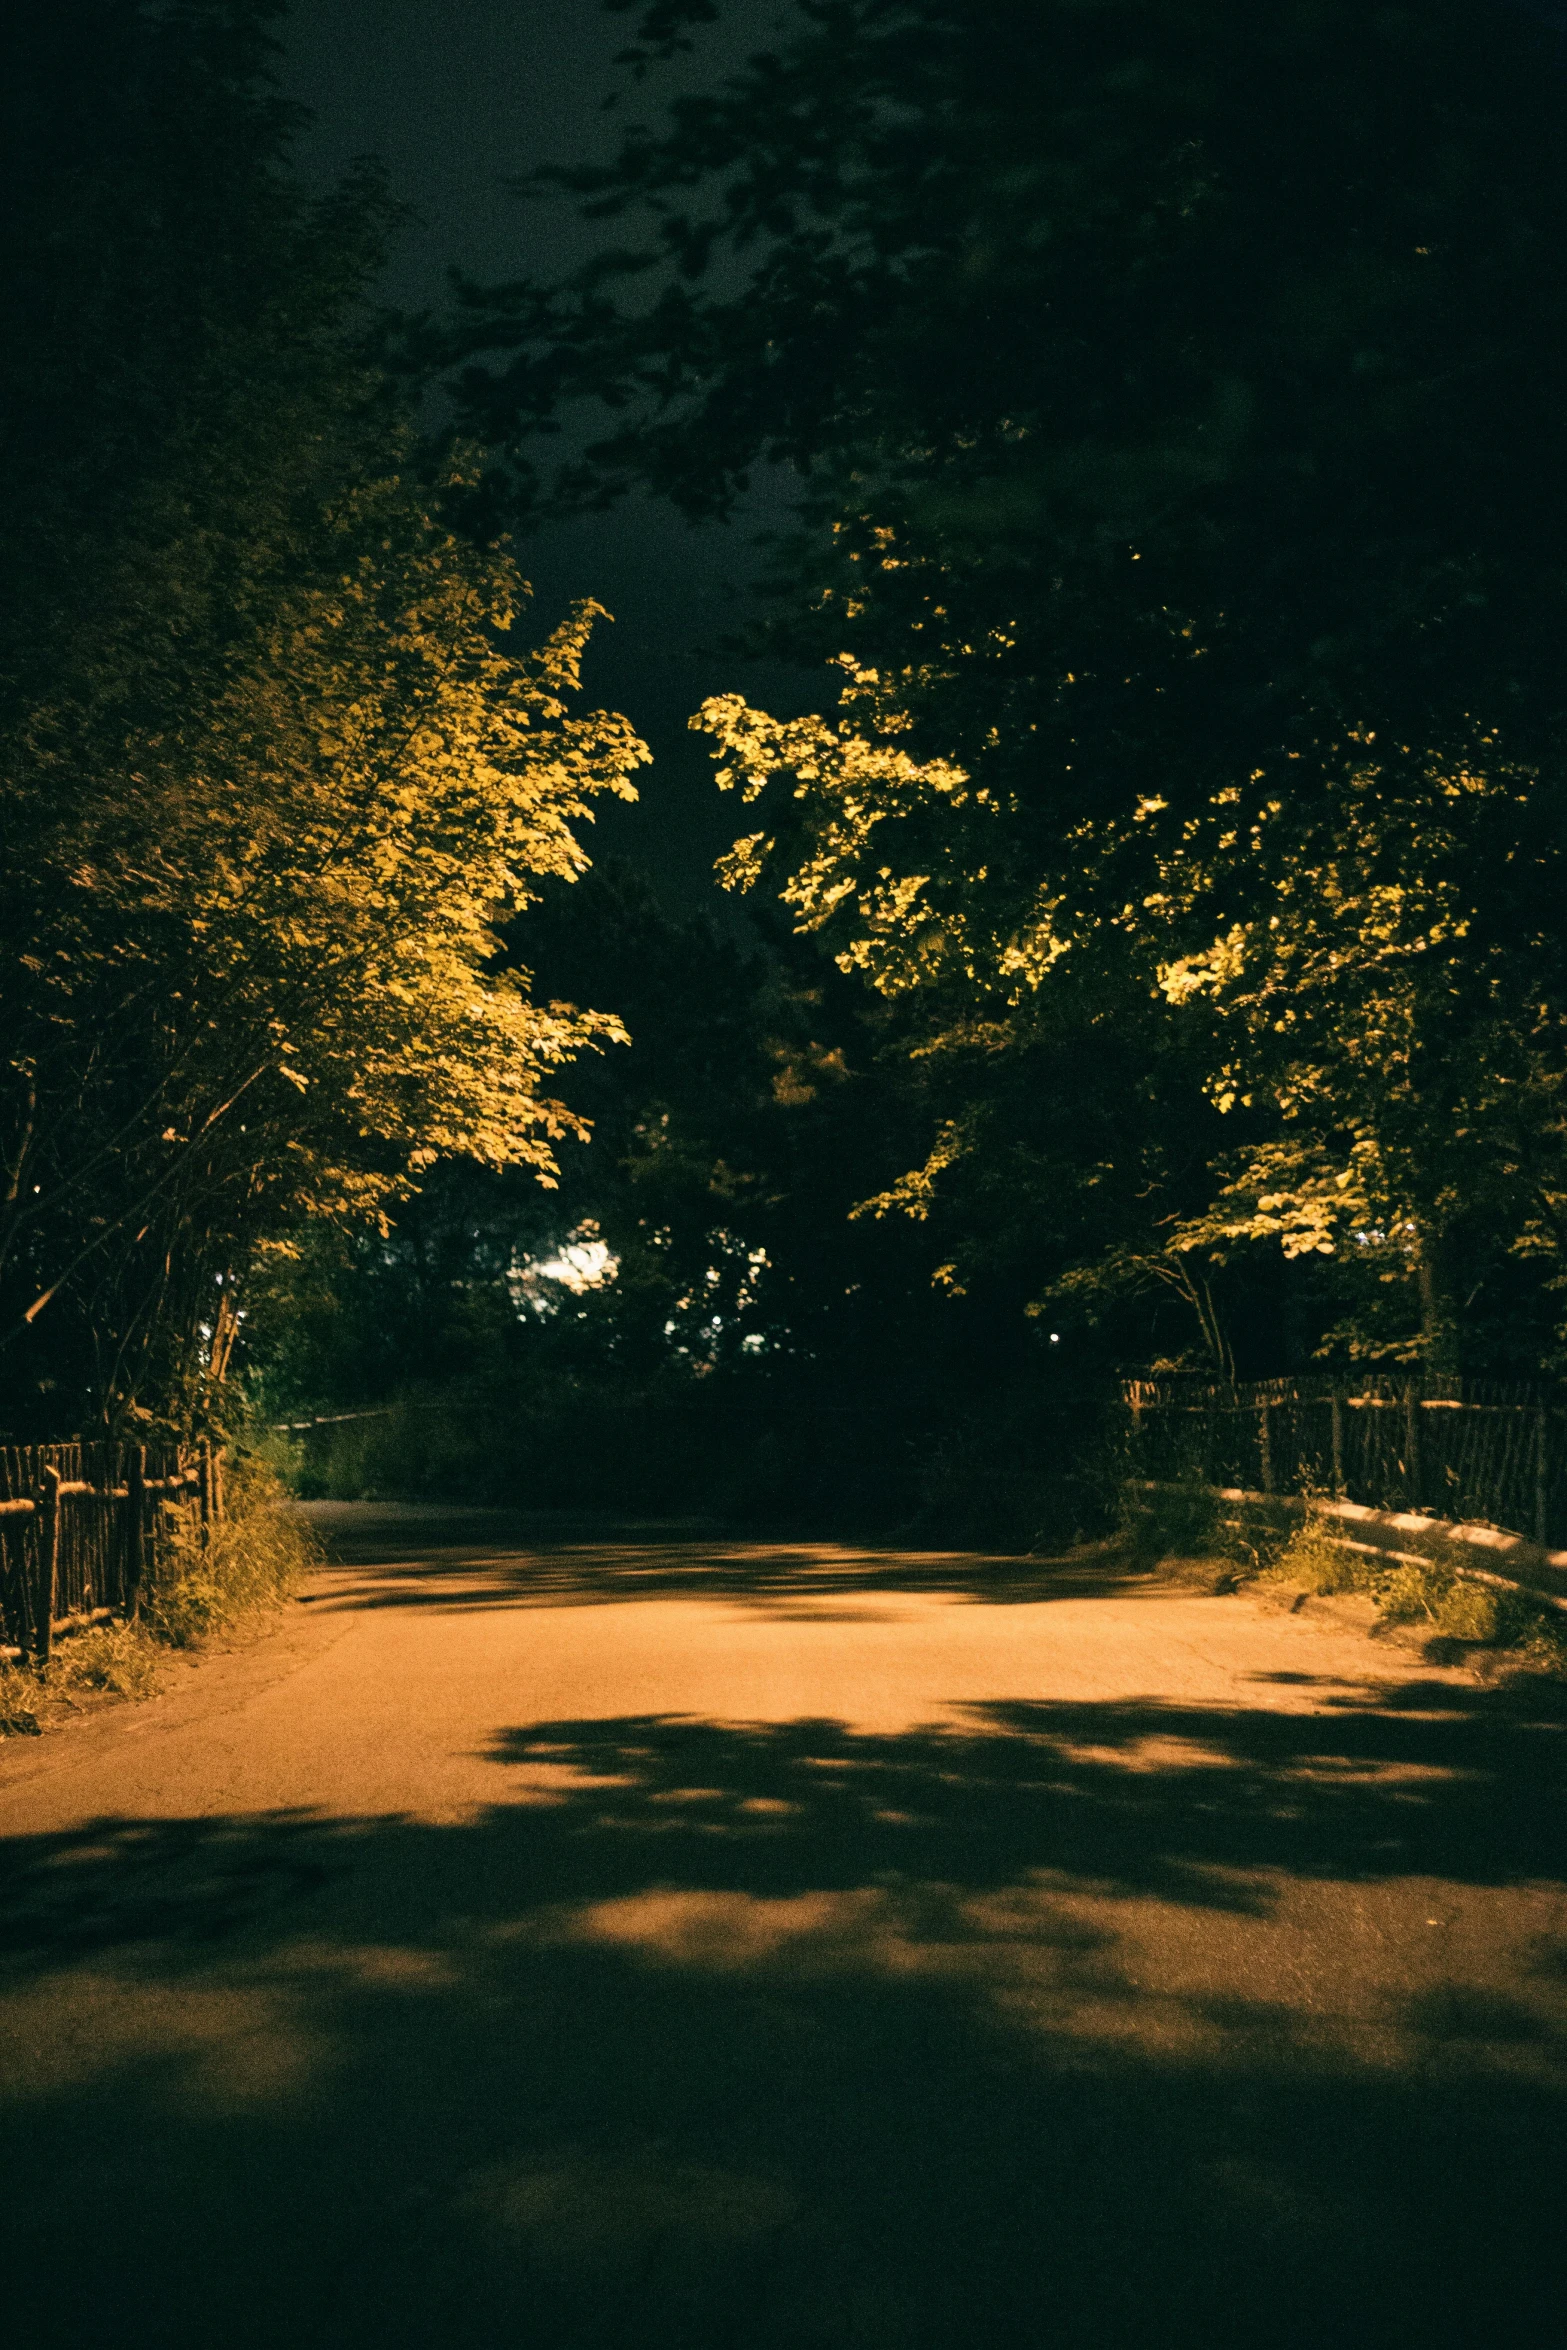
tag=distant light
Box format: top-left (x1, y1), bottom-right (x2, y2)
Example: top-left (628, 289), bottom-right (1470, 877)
top-left (509, 1221), bottom-right (619, 1318)
top-left (534, 1236), bottom-right (616, 1292)
top-left (1049, 1332), bottom-right (1060, 1343)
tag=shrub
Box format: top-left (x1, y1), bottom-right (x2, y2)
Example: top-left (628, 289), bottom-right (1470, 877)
top-left (0, 1661), bottom-right (41, 1736)
top-left (1376, 1562), bottom-right (1452, 1624)
top-left (1432, 1579), bottom-right (1504, 1643)
top-left (1275, 1518), bottom-right (1561, 1657)
top-left (1270, 1519), bottom-right (1359, 1597)
top-left (3, 1602), bottom-right (166, 1737)
top-left (142, 1453), bottom-right (320, 1647)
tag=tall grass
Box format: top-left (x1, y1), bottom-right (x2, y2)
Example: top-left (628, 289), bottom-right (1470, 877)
top-left (142, 1451), bottom-right (318, 1646)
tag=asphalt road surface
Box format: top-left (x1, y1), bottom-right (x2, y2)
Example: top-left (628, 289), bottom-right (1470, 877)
top-left (3, 1507), bottom-right (1565, 2349)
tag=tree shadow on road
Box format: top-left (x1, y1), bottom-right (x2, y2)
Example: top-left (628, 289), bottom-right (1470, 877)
top-left (301, 1503), bottom-right (1157, 1615)
top-left (3, 1673), bottom-right (1565, 2349)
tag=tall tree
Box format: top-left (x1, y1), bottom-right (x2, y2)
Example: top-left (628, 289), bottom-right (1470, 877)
top-left (246, 860), bottom-right (1089, 1532)
top-left (452, 0), bottom-right (1567, 1375)
top-left (0, 2), bottom-right (646, 1435)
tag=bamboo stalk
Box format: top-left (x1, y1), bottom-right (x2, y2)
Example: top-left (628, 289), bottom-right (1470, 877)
top-left (36, 1464), bottom-right (61, 1665)
top-left (126, 1445), bottom-right (146, 1617)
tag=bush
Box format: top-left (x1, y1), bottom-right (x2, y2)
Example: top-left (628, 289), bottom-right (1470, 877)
top-left (143, 1453), bottom-right (319, 1646)
top-left (1432, 1579), bottom-right (1504, 1643)
top-left (0, 1660), bottom-right (42, 1736)
top-left (1511, 1613), bottom-right (1567, 1678)
top-left (1372, 1559), bottom-right (1508, 1637)
top-left (1376, 1562), bottom-right (1451, 1624)
top-left (3, 1608), bottom-right (165, 1738)
top-left (1270, 1518), bottom-right (1359, 1597)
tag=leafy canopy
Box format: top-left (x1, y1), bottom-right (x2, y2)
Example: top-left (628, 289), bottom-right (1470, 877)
top-left (451, 0), bottom-right (1567, 1375)
top-left (0, 2), bottom-right (646, 1433)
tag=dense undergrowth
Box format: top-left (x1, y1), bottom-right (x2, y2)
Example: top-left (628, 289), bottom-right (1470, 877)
top-left (0, 1456), bottom-right (319, 1738)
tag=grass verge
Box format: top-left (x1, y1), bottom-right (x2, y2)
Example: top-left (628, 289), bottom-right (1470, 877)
top-left (0, 1455), bottom-right (321, 1739)
top-left (1121, 1481), bottom-right (1567, 1677)
top-left (1263, 1517), bottom-right (1567, 1675)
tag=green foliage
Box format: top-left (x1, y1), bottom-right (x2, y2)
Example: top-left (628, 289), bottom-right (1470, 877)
top-left (1376, 1563), bottom-right (1456, 1627)
top-left (0, 3), bottom-right (646, 1436)
top-left (1123, 1480), bottom-right (1305, 1577)
top-left (451, 0), bottom-right (1567, 1383)
top-left (1120, 1481), bottom-right (1222, 1568)
top-left (1270, 1516), bottom-right (1566, 1656)
top-left (41, 1622), bottom-right (166, 1705)
top-left (1508, 1610), bottom-right (1567, 1680)
top-left (244, 859), bottom-right (1113, 1534)
top-left (1270, 1519), bottom-right (1360, 1599)
top-left (1432, 1580), bottom-right (1505, 1645)
top-left (143, 1456), bottom-right (319, 1647)
top-left (0, 1661), bottom-right (43, 1737)
top-left (1151, 749), bottom-right (1565, 1375)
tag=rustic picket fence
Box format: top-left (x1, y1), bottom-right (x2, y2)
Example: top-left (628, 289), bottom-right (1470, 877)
top-left (0, 1440), bottom-right (222, 1664)
top-left (1124, 1375), bottom-right (1566, 1548)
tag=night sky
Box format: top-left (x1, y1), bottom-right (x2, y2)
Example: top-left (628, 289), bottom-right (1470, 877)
top-left (279, 0), bottom-right (812, 911)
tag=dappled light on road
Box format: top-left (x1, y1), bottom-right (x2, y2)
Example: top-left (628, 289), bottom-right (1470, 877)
top-left (2, 1513), bottom-right (1564, 2346)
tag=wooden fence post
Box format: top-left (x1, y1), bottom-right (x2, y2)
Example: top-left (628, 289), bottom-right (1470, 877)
top-left (1258, 1403), bottom-right (1274, 1494)
top-left (1536, 1408), bottom-right (1550, 1548)
top-left (36, 1463), bottom-right (61, 1666)
top-left (1404, 1389), bottom-right (1422, 1509)
top-left (198, 1439), bottom-right (213, 1537)
top-left (1330, 1395), bottom-right (1345, 1495)
top-left (126, 1445), bottom-right (147, 1616)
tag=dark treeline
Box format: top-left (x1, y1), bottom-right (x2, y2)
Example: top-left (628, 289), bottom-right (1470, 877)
top-left (253, 863), bottom-right (1112, 1539)
top-left (6, 2), bottom-right (1566, 1540)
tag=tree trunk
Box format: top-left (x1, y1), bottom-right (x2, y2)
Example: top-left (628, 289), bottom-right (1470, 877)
top-left (1416, 1231), bottom-right (1460, 1391)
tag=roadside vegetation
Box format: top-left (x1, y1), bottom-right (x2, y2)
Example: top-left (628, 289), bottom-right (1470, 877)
top-left (0, 1459), bottom-right (318, 1740)
top-left (2, 5), bottom-right (643, 1447)
top-left (1261, 1518), bottom-right (1567, 1676)
top-left (1123, 1480), bottom-right (1567, 1678)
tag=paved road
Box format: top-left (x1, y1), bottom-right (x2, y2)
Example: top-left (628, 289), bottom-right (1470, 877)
top-left (3, 1507), bottom-right (1565, 2349)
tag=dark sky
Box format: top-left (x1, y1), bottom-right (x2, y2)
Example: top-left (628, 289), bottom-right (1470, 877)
top-left (278, 0), bottom-right (813, 912)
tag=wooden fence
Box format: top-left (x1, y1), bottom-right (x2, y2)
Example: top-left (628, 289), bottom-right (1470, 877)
top-left (1123, 1376), bottom-right (1566, 1549)
top-left (0, 1440), bottom-right (221, 1665)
